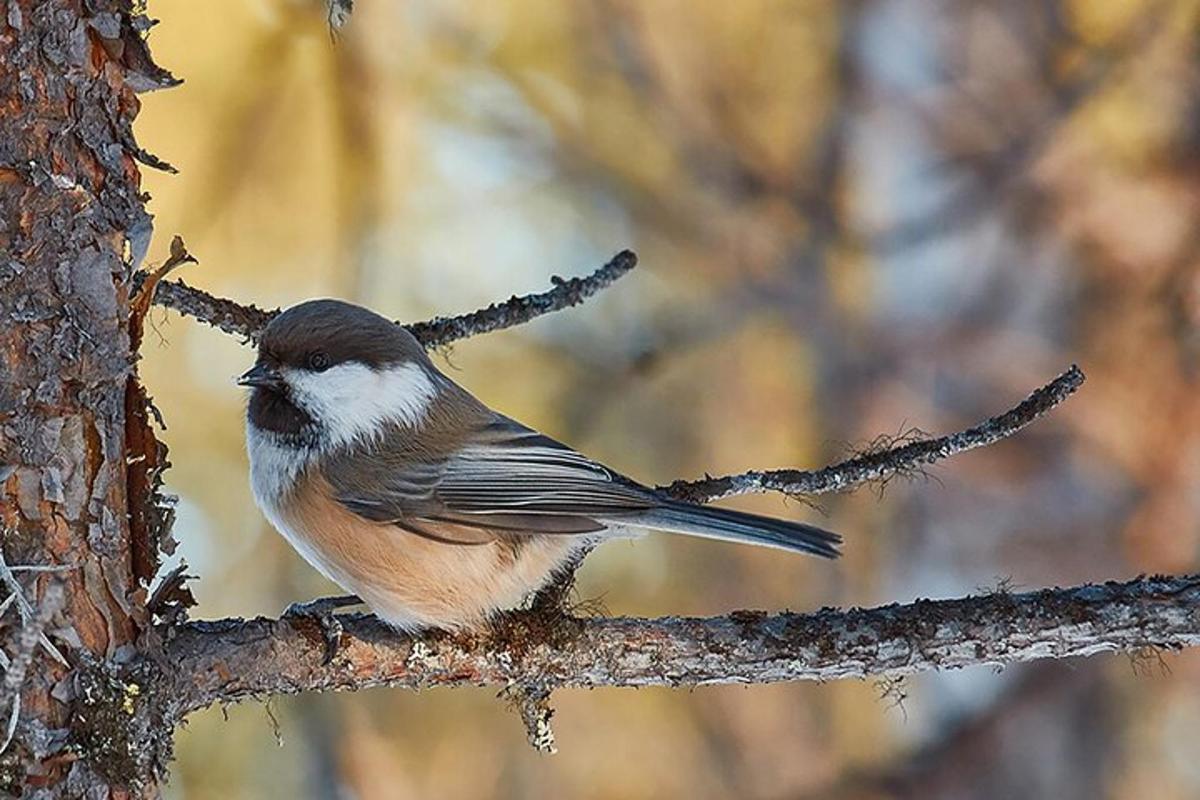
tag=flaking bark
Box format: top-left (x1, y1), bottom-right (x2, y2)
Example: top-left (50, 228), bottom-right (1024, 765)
top-left (0, 0), bottom-right (175, 795)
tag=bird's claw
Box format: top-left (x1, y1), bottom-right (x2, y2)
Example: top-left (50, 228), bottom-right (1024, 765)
top-left (282, 594), bottom-right (361, 664)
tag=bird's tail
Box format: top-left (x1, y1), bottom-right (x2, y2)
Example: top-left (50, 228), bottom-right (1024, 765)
top-left (623, 501), bottom-right (841, 558)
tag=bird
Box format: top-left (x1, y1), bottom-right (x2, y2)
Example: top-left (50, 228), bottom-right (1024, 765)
top-left (240, 299), bottom-right (841, 633)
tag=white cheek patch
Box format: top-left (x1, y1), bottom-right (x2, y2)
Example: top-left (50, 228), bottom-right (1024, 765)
top-left (286, 361), bottom-right (436, 449)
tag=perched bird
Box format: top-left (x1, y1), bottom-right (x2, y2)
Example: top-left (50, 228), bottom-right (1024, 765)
top-left (241, 299), bottom-right (840, 632)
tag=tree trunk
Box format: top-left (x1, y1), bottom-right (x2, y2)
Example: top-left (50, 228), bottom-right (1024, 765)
top-left (0, 1), bottom-right (174, 795)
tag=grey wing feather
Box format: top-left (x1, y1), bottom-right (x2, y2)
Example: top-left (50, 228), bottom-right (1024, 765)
top-left (327, 415), bottom-right (841, 557)
top-left (327, 416), bottom-right (651, 540)
top-left (335, 460), bottom-right (442, 521)
top-left (436, 419), bottom-right (656, 516)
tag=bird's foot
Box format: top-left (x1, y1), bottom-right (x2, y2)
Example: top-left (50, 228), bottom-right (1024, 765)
top-left (282, 594), bottom-right (362, 664)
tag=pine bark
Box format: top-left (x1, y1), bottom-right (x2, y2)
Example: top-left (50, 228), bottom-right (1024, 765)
top-left (0, 1), bottom-right (174, 795)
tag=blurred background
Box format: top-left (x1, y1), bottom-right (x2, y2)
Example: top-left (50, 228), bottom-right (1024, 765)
top-left (133, 0), bottom-right (1200, 797)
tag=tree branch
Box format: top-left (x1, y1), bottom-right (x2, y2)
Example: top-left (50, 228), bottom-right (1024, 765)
top-left (662, 365), bottom-right (1085, 503)
top-left (408, 250), bottom-right (638, 347)
top-left (140, 249), bottom-right (638, 346)
top-left (142, 278), bottom-right (275, 342)
top-left (162, 574), bottom-right (1200, 718)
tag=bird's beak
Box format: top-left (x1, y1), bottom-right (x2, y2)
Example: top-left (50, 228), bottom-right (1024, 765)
top-left (237, 363), bottom-right (284, 390)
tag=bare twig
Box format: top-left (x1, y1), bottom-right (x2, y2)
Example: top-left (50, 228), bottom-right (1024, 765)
top-left (139, 277), bottom-right (275, 342)
top-left (142, 246), bottom-right (1075, 510)
top-left (2, 583), bottom-right (63, 700)
top-left (662, 365), bottom-right (1084, 503)
top-left (0, 583), bottom-right (64, 755)
top-left (163, 574), bottom-right (1200, 718)
top-left (130, 235), bottom-right (197, 351)
top-left (408, 250), bottom-right (638, 347)
top-left (5, 565), bottom-right (76, 574)
top-left (139, 249), bottom-right (638, 346)
top-left (0, 550), bottom-right (67, 666)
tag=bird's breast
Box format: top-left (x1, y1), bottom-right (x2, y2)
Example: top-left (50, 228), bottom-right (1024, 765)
top-left (246, 423), bottom-right (312, 511)
top-left (248, 443), bottom-right (582, 631)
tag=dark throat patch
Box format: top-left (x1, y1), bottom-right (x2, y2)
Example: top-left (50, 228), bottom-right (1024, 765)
top-left (248, 386), bottom-right (317, 443)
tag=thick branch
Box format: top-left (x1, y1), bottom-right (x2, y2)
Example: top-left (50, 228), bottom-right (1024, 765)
top-left (163, 573), bottom-right (1200, 717)
top-left (142, 249), bottom-right (638, 345)
top-left (663, 365), bottom-right (1085, 503)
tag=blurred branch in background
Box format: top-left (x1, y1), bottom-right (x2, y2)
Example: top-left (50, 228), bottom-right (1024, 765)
top-left (809, 660), bottom-right (1115, 800)
top-left (872, 6), bottom-right (1169, 254)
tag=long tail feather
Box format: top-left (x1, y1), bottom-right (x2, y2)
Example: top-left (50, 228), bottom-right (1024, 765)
top-left (620, 502), bottom-right (841, 558)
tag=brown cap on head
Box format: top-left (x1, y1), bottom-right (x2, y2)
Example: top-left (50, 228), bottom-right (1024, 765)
top-left (258, 299), bottom-right (428, 371)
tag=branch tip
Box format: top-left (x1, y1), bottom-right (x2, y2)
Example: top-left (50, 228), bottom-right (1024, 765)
top-left (663, 364), bottom-right (1085, 503)
top-left (408, 249), bottom-right (638, 347)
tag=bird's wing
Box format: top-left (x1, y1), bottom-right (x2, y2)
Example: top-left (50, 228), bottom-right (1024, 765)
top-left (324, 416), bottom-right (656, 544)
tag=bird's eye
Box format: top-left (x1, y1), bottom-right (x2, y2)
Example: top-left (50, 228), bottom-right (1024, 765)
top-left (307, 352), bottom-right (331, 372)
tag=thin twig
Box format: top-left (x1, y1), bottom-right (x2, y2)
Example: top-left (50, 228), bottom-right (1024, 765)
top-left (0, 696), bottom-right (16, 759)
top-left (139, 249), bottom-right (638, 346)
top-left (0, 594), bottom-right (15, 671)
top-left (2, 583), bottom-right (62, 698)
top-left (407, 250), bottom-right (638, 347)
top-left (0, 550), bottom-right (67, 666)
top-left (164, 573), bottom-right (1200, 717)
top-left (662, 365), bottom-right (1084, 503)
top-left (0, 583), bottom-right (64, 755)
top-left (130, 234), bottom-right (198, 351)
top-left (7, 565), bottom-right (76, 574)
top-left (140, 278), bottom-right (275, 342)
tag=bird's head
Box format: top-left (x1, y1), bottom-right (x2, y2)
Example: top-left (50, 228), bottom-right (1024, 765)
top-left (240, 299), bottom-right (437, 450)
